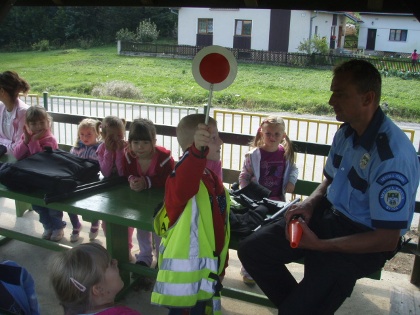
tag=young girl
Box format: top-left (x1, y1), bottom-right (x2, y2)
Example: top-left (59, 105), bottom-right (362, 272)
top-left (0, 71), bottom-right (30, 154)
top-left (122, 118), bottom-right (175, 271)
top-left (13, 105), bottom-right (66, 242)
top-left (238, 115), bottom-right (298, 284)
top-left (96, 116), bottom-right (135, 260)
top-left (49, 243), bottom-right (143, 315)
top-left (68, 118), bottom-right (102, 242)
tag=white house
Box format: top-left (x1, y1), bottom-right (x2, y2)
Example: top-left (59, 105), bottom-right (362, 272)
top-left (357, 13), bottom-right (420, 54)
top-left (177, 8), bottom-right (360, 53)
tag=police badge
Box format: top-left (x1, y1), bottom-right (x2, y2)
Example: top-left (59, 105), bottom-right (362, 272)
top-left (360, 153), bottom-right (370, 169)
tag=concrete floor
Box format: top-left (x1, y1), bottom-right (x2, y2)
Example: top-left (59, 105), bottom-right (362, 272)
top-left (1, 197), bottom-right (419, 315)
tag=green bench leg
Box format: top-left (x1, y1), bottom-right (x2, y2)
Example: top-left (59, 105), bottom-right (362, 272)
top-left (0, 235), bottom-right (11, 246)
top-left (15, 200), bottom-right (32, 217)
top-left (106, 222), bottom-right (130, 291)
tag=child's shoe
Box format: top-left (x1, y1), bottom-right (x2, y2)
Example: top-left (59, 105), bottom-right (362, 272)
top-left (132, 261), bottom-right (155, 291)
top-left (89, 224), bottom-right (99, 240)
top-left (50, 228), bottom-right (64, 242)
top-left (42, 229), bottom-right (52, 240)
top-left (70, 222), bottom-right (82, 243)
top-left (240, 266), bottom-right (255, 285)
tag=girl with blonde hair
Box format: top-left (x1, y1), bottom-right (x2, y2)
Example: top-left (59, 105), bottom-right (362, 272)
top-left (238, 115), bottom-right (298, 284)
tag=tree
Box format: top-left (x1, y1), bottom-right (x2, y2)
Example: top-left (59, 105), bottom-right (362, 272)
top-left (0, 6), bottom-right (177, 50)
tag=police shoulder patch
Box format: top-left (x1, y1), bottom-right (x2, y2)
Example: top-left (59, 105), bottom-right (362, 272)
top-left (379, 185), bottom-right (406, 212)
top-left (377, 172), bottom-right (408, 186)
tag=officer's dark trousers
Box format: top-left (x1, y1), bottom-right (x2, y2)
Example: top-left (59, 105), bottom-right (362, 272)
top-left (237, 201), bottom-right (389, 315)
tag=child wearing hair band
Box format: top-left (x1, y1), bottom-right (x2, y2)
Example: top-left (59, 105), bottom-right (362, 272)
top-left (68, 118), bottom-right (102, 242)
top-left (122, 118), bottom-right (175, 279)
top-left (13, 105), bottom-right (66, 242)
top-left (238, 115), bottom-right (298, 284)
top-left (49, 243), bottom-right (143, 315)
top-left (96, 116), bottom-right (135, 261)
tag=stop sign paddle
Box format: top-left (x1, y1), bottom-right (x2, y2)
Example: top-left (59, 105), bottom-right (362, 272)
top-left (192, 45), bottom-right (237, 124)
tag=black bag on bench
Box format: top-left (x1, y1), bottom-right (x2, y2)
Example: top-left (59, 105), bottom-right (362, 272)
top-left (0, 147), bottom-right (100, 194)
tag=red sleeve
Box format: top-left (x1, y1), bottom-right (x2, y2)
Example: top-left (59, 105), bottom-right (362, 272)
top-left (147, 148), bottom-right (175, 188)
top-left (121, 150), bottom-right (135, 178)
top-left (165, 145), bottom-right (207, 226)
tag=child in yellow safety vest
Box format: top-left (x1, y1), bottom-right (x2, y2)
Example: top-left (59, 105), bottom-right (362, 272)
top-left (152, 114), bottom-right (230, 315)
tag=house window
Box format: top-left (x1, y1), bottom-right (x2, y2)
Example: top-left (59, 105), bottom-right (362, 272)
top-left (389, 29), bottom-right (407, 41)
top-left (198, 19), bottom-right (213, 34)
top-left (235, 20), bottom-right (252, 36)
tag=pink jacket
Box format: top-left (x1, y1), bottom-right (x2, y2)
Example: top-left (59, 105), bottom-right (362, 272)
top-left (13, 130), bottom-right (58, 160)
top-left (95, 305), bottom-right (142, 315)
top-left (0, 99), bottom-right (29, 153)
top-left (96, 142), bottom-right (125, 177)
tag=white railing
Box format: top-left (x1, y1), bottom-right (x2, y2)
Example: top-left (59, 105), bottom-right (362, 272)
top-left (43, 93), bottom-right (199, 158)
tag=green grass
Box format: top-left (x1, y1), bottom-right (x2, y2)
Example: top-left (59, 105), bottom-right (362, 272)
top-left (1, 45), bottom-right (419, 122)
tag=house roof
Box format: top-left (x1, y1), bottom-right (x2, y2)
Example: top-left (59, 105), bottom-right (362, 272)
top-left (1, 0), bottom-right (419, 24)
top-left (315, 11), bottom-right (363, 23)
top-left (359, 12), bottom-right (415, 17)
top-left (343, 12), bottom-right (363, 23)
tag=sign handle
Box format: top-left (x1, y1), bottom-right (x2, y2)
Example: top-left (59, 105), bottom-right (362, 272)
top-left (205, 83), bottom-right (214, 125)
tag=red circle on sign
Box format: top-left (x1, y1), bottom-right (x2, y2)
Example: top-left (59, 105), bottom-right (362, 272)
top-left (199, 53), bottom-right (230, 84)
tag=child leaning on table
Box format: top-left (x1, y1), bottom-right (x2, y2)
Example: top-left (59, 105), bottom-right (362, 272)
top-left (13, 105), bottom-right (66, 242)
top-left (49, 243), bottom-right (143, 315)
top-left (96, 116), bottom-right (135, 261)
top-left (151, 114), bottom-right (230, 315)
top-left (121, 118), bottom-right (175, 270)
top-left (68, 118), bottom-right (102, 242)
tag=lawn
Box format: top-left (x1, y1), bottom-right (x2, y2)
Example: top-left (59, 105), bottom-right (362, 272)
top-left (1, 45), bottom-right (419, 122)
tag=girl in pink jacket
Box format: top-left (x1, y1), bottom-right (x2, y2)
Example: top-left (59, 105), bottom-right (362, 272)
top-left (50, 243), bottom-right (143, 315)
top-left (96, 116), bottom-right (135, 261)
top-left (14, 105), bottom-right (65, 242)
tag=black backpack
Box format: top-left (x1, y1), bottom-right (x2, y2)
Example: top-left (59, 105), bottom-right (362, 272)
top-left (229, 205), bottom-right (269, 238)
top-left (0, 147), bottom-right (100, 195)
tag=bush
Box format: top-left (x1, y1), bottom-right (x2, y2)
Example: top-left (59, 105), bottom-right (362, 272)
top-left (32, 39), bottom-right (50, 51)
top-left (116, 28), bottom-right (136, 41)
top-left (78, 38), bottom-right (94, 49)
top-left (91, 81), bottom-right (142, 99)
top-left (136, 19), bottom-right (159, 43)
top-left (297, 36), bottom-right (329, 55)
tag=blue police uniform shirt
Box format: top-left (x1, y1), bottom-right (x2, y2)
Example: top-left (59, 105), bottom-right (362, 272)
top-left (324, 107), bottom-right (419, 235)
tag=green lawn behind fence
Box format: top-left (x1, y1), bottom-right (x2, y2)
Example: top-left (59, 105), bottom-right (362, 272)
top-left (1, 45), bottom-right (419, 122)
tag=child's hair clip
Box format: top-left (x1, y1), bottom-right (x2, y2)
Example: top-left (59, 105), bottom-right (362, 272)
top-left (70, 277), bottom-right (86, 292)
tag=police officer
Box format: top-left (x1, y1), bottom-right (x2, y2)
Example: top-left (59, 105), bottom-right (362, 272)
top-left (238, 59), bottom-right (420, 315)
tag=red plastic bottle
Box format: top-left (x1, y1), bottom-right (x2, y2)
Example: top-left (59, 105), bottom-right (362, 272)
top-left (289, 216), bottom-right (303, 248)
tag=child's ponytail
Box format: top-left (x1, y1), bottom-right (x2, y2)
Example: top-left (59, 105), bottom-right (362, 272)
top-left (282, 134), bottom-right (295, 163)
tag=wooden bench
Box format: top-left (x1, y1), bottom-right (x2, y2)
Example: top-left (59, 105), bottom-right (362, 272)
top-left (1, 111), bottom-right (419, 307)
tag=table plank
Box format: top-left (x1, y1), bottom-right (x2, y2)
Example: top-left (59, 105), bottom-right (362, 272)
top-left (0, 183), bottom-right (164, 231)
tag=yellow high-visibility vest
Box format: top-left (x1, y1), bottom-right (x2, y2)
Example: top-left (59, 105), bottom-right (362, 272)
top-left (152, 181), bottom-right (230, 314)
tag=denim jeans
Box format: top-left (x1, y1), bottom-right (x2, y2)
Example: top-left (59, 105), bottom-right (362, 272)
top-left (32, 205), bottom-right (65, 231)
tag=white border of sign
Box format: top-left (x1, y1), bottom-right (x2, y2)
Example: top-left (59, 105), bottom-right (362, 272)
top-left (192, 45), bottom-right (238, 91)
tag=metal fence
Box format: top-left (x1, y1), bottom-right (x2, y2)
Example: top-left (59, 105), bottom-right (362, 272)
top-left (41, 93), bottom-right (199, 158)
top-left (18, 94), bottom-right (417, 184)
top-left (213, 109), bottom-right (416, 184)
top-left (119, 42), bottom-right (420, 72)
top-left (18, 94), bottom-right (40, 106)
